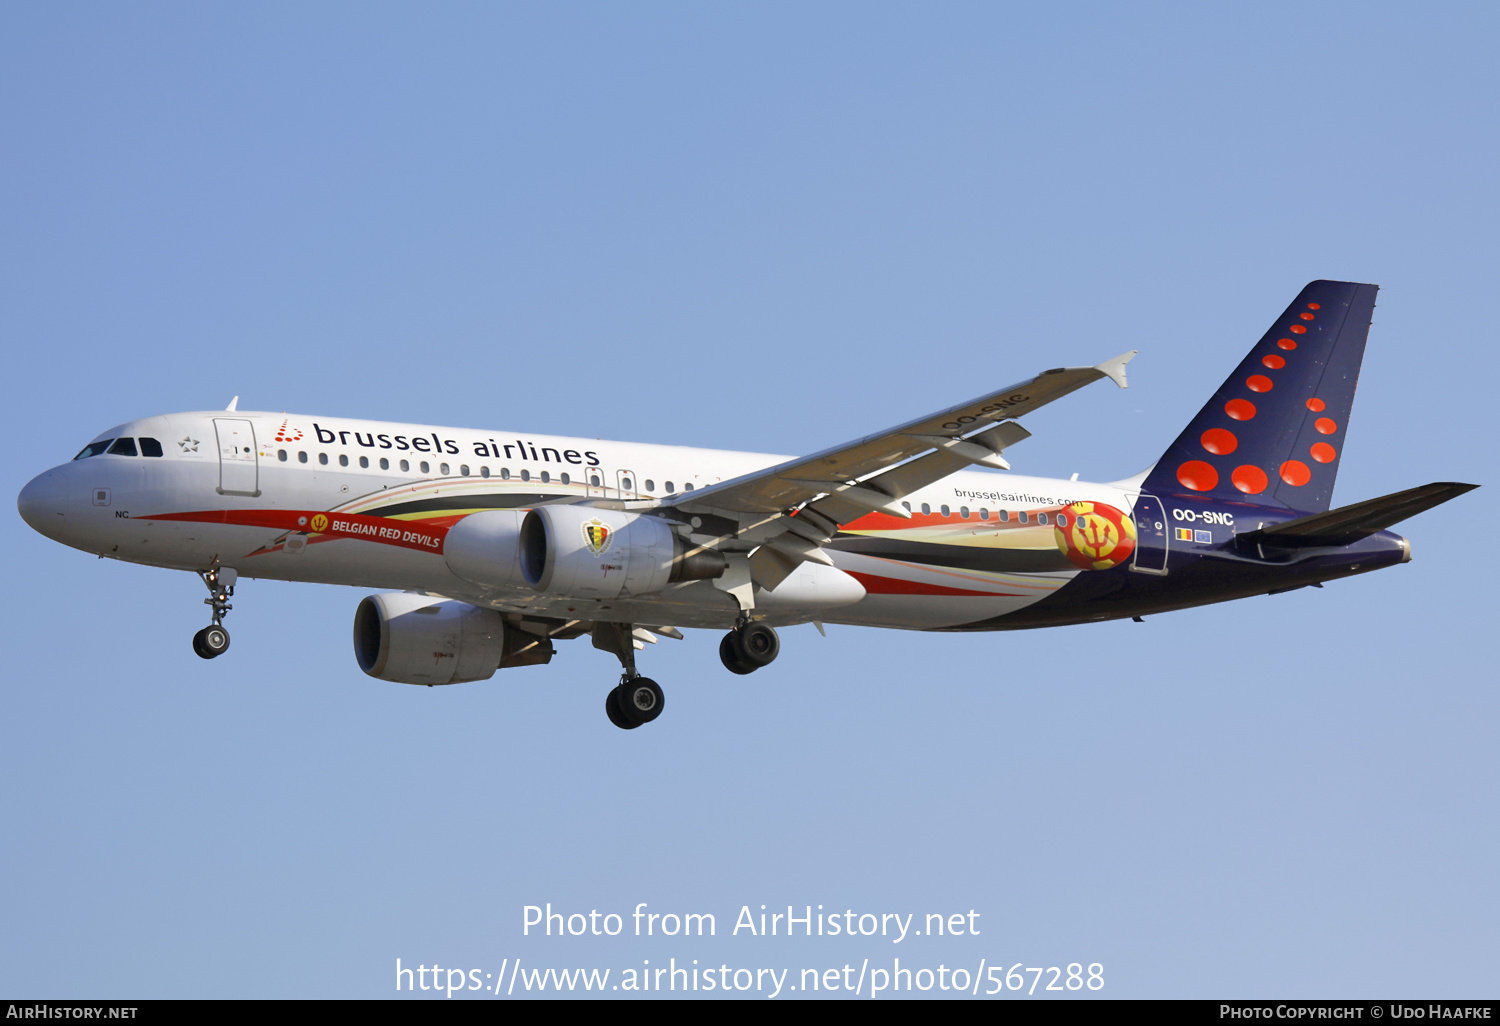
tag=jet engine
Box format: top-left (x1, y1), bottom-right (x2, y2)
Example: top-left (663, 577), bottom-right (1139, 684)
top-left (518, 505), bottom-right (725, 599)
top-left (353, 591), bottom-right (551, 686)
top-left (444, 509), bottom-right (527, 589)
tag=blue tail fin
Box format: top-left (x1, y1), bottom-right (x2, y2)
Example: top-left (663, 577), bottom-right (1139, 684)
top-left (1141, 280), bottom-right (1377, 512)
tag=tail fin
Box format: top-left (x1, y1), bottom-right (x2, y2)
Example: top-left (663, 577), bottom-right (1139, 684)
top-left (1141, 280), bottom-right (1378, 512)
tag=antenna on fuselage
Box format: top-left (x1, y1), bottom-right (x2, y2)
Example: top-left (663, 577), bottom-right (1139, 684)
top-left (225, 396), bottom-right (239, 412)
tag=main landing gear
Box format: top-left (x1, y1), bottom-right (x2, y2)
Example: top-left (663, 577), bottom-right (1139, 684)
top-left (593, 619), bottom-right (781, 729)
top-left (605, 676), bottom-right (665, 731)
top-left (719, 621), bottom-right (780, 675)
top-left (192, 567), bottom-right (236, 660)
top-left (593, 622), bottom-right (667, 731)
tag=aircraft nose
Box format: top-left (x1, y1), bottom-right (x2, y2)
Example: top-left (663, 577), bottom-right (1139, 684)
top-left (18, 468), bottom-right (69, 538)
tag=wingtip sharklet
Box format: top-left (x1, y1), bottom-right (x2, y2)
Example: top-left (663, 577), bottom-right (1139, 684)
top-left (1094, 351), bottom-right (1136, 389)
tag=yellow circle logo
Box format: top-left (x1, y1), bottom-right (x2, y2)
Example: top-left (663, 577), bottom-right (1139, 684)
top-left (310, 514), bottom-right (329, 533)
top-left (1054, 500), bottom-right (1137, 570)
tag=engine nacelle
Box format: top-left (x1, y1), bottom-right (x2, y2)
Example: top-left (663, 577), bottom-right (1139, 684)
top-left (519, 505), bottom-right (725, 599)
top-left (353, 592), bottom-right (508, 686)
top-left (443, 509), bottom-right (527, 589)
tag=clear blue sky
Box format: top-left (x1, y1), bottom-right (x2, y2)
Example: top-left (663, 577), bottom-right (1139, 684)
top-left (2, 1), bottom-right (1495, 999)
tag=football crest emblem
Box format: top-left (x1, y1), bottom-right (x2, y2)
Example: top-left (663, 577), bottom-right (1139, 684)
top-left (310, 514), bottom-right (329, 533)
top-left (1054, 501), bottom-right (1137, 571)
top-left (582, 517), bottom-right (612, 555)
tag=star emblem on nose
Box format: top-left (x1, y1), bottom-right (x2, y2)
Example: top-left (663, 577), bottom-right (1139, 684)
top-left (179, 436), bottom-right (199, 452)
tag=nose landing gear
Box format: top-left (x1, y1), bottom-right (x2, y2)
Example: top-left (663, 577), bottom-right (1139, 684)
top-left (193, 567), bottom-right (236, 660)
top-left (719, 621), bottom-right (780, 675)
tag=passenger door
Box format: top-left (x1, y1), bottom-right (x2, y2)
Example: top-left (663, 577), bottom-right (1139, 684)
top-left (1130, 494), bottom-right (1168, 574)
top-left (214, 419), bottom-right (259, 496)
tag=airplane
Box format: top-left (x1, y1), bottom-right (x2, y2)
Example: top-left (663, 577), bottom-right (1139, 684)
top-left (16, 280), bottom-right (1477, 730)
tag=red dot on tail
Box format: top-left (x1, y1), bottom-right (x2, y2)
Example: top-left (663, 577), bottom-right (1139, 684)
top-left (1308, 303), bottom-right (1321, 310)
top-left (1278, 338), bottom-right (1298, 350)
top-left (1310, 443), bottom-right (1336, 463)
top-left (1262, 354), bottom-right (1285, 369)
top-left (1289, 325), bottom-right (1307, 334)
top-left (1231, 466), bottom-right (1269, 494)
top-left (1306, 397), bottom-right (1325, 411)
top-left (1280, 460), bottom-right (1311, 486)
top-left (1225, 398), bottom-right (1257, 421)
top-left (1177, 461), bottom-right (1219, 491)
top-left (1246, 375), bottom-right (1273, 392)
top-left (1201, 428), bottom-right (1238, 455)
top-left (1315, 417), bottom-right (1338, 435)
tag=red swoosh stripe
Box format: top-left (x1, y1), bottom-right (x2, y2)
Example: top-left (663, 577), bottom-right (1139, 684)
top-left (846, 571), bottom-right (1017, 598)
top-left (140, 509), bottom-right (449, 553)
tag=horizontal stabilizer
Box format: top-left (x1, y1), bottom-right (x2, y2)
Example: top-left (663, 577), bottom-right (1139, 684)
top-left (1243, 482), bottom-right (1478, 546)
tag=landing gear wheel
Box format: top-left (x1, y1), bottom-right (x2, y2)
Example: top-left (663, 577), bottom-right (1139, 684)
top-left (720, 632), bottom-right (756, 675)
top-left (721, 623), bottom-right (779, 674)
top-left (738, 623), bottom-right (780, 668)
top-left (605, 687), bottom-right (639, 730)
top-left (620, 677), bottom-right (665, 725)
top-left (192, 625), bottom-right (230, 659)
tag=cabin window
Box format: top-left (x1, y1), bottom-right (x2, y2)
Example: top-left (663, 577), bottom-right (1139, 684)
top-left (979, 508), bottom-right (989, 520)
top-left (339, 455), bottom-right (349, 467)
top-left (460, 464), bottom-right (469, 477)
top-left (540, 471), bottom-right (550, 484)
top-left (139, 438), bottom-right (164, 457)
top-left (521, 469), bottom-right (530, 482)
top-left (107, 438), bottom-right (138, 457)
top-left (589, 474), bottom-right (600, 487)
top-left (359, 456), bottom-right (369, 469)
top-left (940, 505), bottom-right (951, 517)
top-left (1057, 514), bottom-right (1068, 527)
top-left (901, 501), bottom-right (912, 512)
top-left (960, 506), bottom-right (970, 519)
top-left (501, 468), bottom-right (511, 480)
top-left (319, 453), bottom-right (328, 465)
top-left (999, 509), bottom-right (1009, 522)
top-left (665, 481), bottom-right (674, 493)
top-left (560, 473), bottom-right (569, 485)
top-left (74, 440), bottom-right (114, 460)
top-left (400, 459), bottom-right (410, 472)
top-left (645, 479), bottom-right (655, 492)
top-left (1037, 513), bottom-right (1048, 525)
top-left (379, 458), bottom-right (389, 470)
top-left (684, 482), bottom-right (694, 491)
top-left (438, 463), bottom-right (448, 475)
top-left (277, 449), bottom-right (287, 462)
top-left (921, 503), bottom-right (931, 515)
top-left (1018, 511), bottom-right (1028, 524)
top-left (298, 451), bottom-right (308, 464)
top-left (480, 466), bottom-right (490, 479)
top-left (420, 461), bottom-right (430, 474)
top-left (622, 477), bottom-right (633, 491)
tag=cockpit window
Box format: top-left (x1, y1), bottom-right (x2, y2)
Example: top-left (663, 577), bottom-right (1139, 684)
top-left (73, 439), bottom-right (114, 460)
top-left (107, 438), bottom-right (139, 457)
top-left (139, 437), bottom-right (163, 457)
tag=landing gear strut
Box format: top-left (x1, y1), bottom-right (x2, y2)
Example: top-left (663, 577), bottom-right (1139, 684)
top-left (192, 567), bottom-right (236, 660)
top-left (594, 622), bottom-right (667, 730)
top-left (719, 620), bottom-right (780, 675)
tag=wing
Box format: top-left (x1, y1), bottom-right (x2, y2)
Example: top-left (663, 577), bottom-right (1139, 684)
top-left (661, 351), bottom-right (1136, 590)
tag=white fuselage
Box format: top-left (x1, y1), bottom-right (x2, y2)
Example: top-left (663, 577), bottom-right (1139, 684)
top-left (19, 410), bottom-right (1136, 631)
